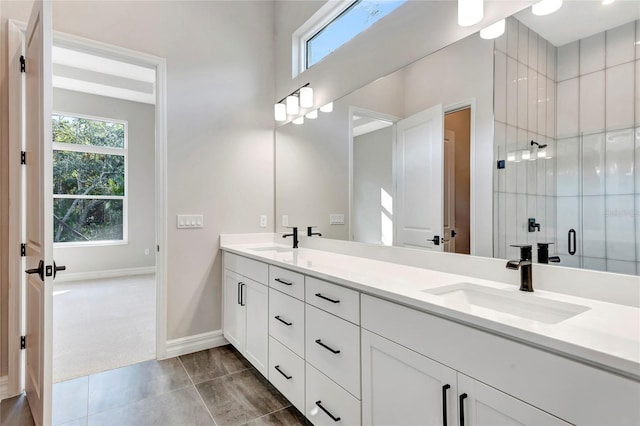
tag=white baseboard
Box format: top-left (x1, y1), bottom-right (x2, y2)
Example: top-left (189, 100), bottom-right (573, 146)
top-left (164, 330), bottom-right (228, 359)
top-left (55, 266), bottom-right (156, 283)
top-left (0, 376), bottom-right (9, 401)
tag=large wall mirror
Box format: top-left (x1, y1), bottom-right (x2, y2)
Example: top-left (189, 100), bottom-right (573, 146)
top-left (275, 1), bottom-right (640, 276)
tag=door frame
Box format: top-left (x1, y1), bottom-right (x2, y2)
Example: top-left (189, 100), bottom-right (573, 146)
top-left (6, 20), bottom-right (169, 398)
top-left (444, 98), bottom-right (476, 255)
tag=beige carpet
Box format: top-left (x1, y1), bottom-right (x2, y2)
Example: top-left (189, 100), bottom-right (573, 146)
top-left (53, 274), bottom-right (156, 383)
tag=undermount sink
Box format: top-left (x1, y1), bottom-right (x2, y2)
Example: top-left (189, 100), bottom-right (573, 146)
top-left (422, 282), bottom-right (590, 324)
top-left (248, 246), bottom-right (292, 253)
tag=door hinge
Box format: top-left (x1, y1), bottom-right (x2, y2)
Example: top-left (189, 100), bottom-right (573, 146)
top-left (20, 336), bottom-right (26, 350)
top-left (21, 151), bottom-right (26, 165)
top-left (21, 243), bottom-right (26, 257)
top-left (20, 55), bottom-right (25, 73)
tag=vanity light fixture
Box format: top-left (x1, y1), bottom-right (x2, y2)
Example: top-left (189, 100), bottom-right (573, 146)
top-left (274, 82), bottom-right (312, 120)
top-left (602, 0), bottom-right (615, 5)
top-left (286, 95), bottom-right (299, 115)
top-left (532, 0), bottom-right (562, 16)
top-left (507, 151), bottom-right (516, 162)
top-left (480, 19), bottom-right (505, 40)
top-left (300, 86), bottom-right (314, 108)
top-left (293, 116), bottom-right (305, 125)
top-left (458, 0), bottom-right (483, 27)
top-left (320, 102), bottom-right (333, 113)
top-left (521, 149), bottom-right (531, 161)
top-left (306, 109), bottom-right (318, 119)
top-left (274, 103), bottom-right (287, 121)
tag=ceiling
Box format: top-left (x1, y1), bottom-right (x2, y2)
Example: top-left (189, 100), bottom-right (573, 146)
top-left (515, 0), bottom-right (640, 47)
top-left (52, 46), bottom-right (156, 104)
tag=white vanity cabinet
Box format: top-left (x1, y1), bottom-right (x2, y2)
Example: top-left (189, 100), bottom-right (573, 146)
top-left (222, 253), bottom-right (269, 376)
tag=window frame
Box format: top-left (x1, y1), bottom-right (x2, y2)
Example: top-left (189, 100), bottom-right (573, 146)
top-left (52, 111), bottom-right (129, 247)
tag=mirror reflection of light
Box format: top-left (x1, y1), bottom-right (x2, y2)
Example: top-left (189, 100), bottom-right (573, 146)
top-left (381, 212), bottom-right (393, 246)
top-left (381, 188), bottom-right (393, 215)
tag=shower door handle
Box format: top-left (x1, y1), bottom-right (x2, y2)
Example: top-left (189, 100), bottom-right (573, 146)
top-left (568, 229), bottom-right (576, 255)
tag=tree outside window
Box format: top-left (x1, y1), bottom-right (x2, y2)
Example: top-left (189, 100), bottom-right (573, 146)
top-left (52, 114), bottom-right (127, 243)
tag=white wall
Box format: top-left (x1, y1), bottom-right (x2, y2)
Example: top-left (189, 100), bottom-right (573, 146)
top-left (0, 1), bottom-right (275, 349)
top-left (52, 88), bottom-right (156, 276)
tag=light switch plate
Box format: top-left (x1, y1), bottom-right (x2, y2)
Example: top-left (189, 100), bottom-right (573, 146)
top-left (177, 214), bottom-right (204, 229)
top-left (260, 215), bottom-right (267, 228)
top-left (329, 214), bottom-right (345, 225)
top-left (282, 215), bottom-right (289, 227)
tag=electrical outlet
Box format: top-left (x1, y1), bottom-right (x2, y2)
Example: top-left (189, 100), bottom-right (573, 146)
top-left (144, 248), bottom-right (150, 256)
top-left (177, 214), bottom-right (204, 229)
top-left (329, 214), bottom-right (345, 225)
top-left (260, 215), bottom-right (267, 228)
top-left (282, 215), bottom-right (289, 227)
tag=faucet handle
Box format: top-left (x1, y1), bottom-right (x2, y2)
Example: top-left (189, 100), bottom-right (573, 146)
top-left (510, 244), bottom-right (532, 261)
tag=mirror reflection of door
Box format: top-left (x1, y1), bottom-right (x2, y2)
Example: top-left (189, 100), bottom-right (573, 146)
top-left (444, 107), bottom-right (471, 255)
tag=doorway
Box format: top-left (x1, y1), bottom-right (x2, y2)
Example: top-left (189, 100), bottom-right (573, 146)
top-left (443, 107), bottom-right (471, 255)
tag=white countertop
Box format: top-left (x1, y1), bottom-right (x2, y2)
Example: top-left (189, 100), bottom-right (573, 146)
top-left (220, 240), bottom-right (640, 381)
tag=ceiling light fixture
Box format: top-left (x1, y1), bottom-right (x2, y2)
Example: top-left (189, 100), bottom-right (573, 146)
top-left (532, 0), bottom-right (562, 16)
top-left (480, 19), bottom-right (505, 39)
top-left (320, 102), bottom-right (333, 113)
top-left (274, 82), bottom-right (313, 121)
top-left (274, 103), bottom-right (286, 122)
top-left (286, 95), bottom-right (299, 115)
top-left (458, 0), bottom-right (483, 27)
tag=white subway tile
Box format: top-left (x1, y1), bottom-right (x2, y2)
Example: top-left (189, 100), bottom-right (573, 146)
top-left (582, 195), bottom-right (606, 258)
top-left (606, 62), bottom-right (634, 130)
top-left (528, 68), bottom-right (538, 131)
top-left (580, 32), bottom-right (606, 74)
top-left (517, 193), bottom-right (528, 243)
top-left (494, 28), bottom-right (507, 54)
top-left (582, 132), bottom-right (605, 196)
top-left (536, 195), bottom-right (546, 242)
top-left (507, 17), bottom-right (518, 59)
top-left (506, 125), bottom-right (518, 193)
top-left (547, 43), bottom-right (556, 81)
top-left (527, 195), bottom-right (538, 246)
top-left (545, 139), bottom-right (556, 196)
top-left (518, 62), bottom-right (528, 128)
top-left (636, 128), bottom-right (640, 192)
top-left (579, 71), bottom-right (605, 134)
top-left (606, 128), bottom-right (635, 194)
top-left (497, 191), bottom-right (507, 259)
top-left (528, 30), bottom-right (538, 71)
top-left (606, 21), bottom-right (635, 67)
top-left (507, 57), bottom-right (518, 126)
top-left (556, 196), bottom-right (580, 254)
top-left (636, 195), bottom-right (639, 262)
top-left (506, 193), bottom-right (518, 247)
top-left (557, 41), bottom-right (579, 81)
top-left (606, 260), bottom-right (637, 275)
top-left (518, 21), bottom-right (529, 65)
top-left (558, 254), bottom-right (581, 268)
top-left (635, 61), bottom-right (640, 126)
top-left (583, 257), bottom-right (607, 271)
top-left (545, 195), bottom-right (556, 244)
top-left (606, 195), bottom-right (636, 261)
top-left (538, 39), bottom-right (547, 77)
top-left (517, 128), bottom-right (528, 191)
top-left (636, 21), bottom-right (640, 59)
top-left (546, 78), bottom-right (555, 138)
top-left (494, 51), bottom-right (507, 124)
top-left (556, 137), bottom-right (580, 196)
top-left (537, 73), bottom-right (546, 135)
top-left (556, 78), bottom-right (579, 138)
top-left (495, 122), bottom-right (506, 192)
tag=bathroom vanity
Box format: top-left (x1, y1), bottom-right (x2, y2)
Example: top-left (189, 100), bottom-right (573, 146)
top-left (221, 234), bottom-right (640, 426)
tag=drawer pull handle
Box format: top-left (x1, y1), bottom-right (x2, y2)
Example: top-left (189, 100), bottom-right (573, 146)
top-left (315, 339), bottom-right (340, 354)
top-left (239, 283), bottom-right (245, 306)
top-left (442, 384), bottom-right (450, 426)
top-left (315, 400), bottom-right (340, 422)
top-left (275, 278), bottom-right (293, 286)
top-left (274, 365), bottom-right (292, 380)
top-left (274, 315), bottom-right (292, 326)
top-left (459, 393), bottom-right (468, 426)
top-left (315, 293), bottom-right (340, 304)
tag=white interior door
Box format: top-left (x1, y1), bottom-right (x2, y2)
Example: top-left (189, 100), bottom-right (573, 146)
top-left (24, 1), bottom-right (54, 424)
top-left (443, 129), bottom-right (456, 253)
top-left (395, 104), bottom-right (444, 251)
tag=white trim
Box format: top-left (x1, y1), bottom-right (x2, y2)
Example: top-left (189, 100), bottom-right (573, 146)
top-left (165, 330), bottom-right (228, 359)
top-left (0, 376), bottom-right (9, 400)
top-left (54, 266), bottom-right (156, 283)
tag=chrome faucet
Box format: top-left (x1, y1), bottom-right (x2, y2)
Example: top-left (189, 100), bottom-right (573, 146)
top-left (283, 227), bottom-right (298, 249)
top-left (506, 244), bottom-right (533, 292)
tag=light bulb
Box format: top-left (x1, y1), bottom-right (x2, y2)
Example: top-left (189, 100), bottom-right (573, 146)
top-left (286, 95), bottom-right (299, 115)
top-left (458, 0), bottom-right (483, 27)
top-left (274, 103), bottom-right (286, 121)
top-left (507, 151), bottom-right (516, 162)
top-left (480, 19), bottom-right (505, 40)
top-left (293, 116), bottom-right (304, 125)
top-left (532, 0), bottom-right (562, 16)
top-left (306, 109), bottom-right (318, 119)
top-left (299, 87), bottom-right (313, 108)
top-left (537, 148), bottom-right (546, 158)
top-left (320, 102), bottom-right (333, 113)
top-left (521, 149), bottom-right (531, 161)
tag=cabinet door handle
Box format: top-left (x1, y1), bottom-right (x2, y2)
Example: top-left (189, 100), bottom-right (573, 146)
top-left (237, 282), bottom-right (242, 305)
top-left (315, 293), bottom-right (340, 304)
top-left (459, 393), bottom-right (468, 426)
top-left (315, 339), bottom-right (340, 354)
top-left (274, 315), bottom-right (292, 326)
top-left (274, 365), bottom-right (292, 380)
top-left (442, 384), bottom-right (450, 426)
top-left (240, 283), bottom-right (246, 306)
top-left (315, 400), bottom-right (340, 422)
top-left (274, 278), bottom-right (293, 286)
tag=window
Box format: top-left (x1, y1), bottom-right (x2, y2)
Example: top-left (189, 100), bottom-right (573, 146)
top-left (52, 114), bottom-right (127, 244)
top-left (294, 0), bottom-right (406, 75)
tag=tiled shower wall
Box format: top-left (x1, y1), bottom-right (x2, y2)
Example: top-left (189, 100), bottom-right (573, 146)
top-left (494, 17), bottom-right (558, 261)
top-left (494, 18), bottom-right (640, 275)
top-left (554, 20), bottom-right (639, 274)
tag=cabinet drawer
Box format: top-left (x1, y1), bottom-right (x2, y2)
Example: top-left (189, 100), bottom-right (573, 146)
top-left (224, 252), bottom-right (268, 284)
top-left (306, 362), bottom-right (361, 426)
top-left (305, 304), bottom-right (360, 398)
top-left (305, 277), bottom-right (360, 324)
top-left (269, 265), bottom-right (304, 300)
top-left (269, 288), bottom-right (305, 357)
top-left (269, 337), bottom-right (305, 413)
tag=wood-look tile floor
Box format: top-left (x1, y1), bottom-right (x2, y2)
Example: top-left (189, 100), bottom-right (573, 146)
top-left (0, 345), bottom-right (308, 426)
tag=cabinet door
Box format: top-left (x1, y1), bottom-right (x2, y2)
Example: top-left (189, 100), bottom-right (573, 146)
top-left (457, 374), bottom-right (570, 426)
top-left (362, 330), bottom-right (457, 426)
top-left (223, 270), bottom-right (245, 351)
top-left (245, 279), bottom-right (269, 376)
